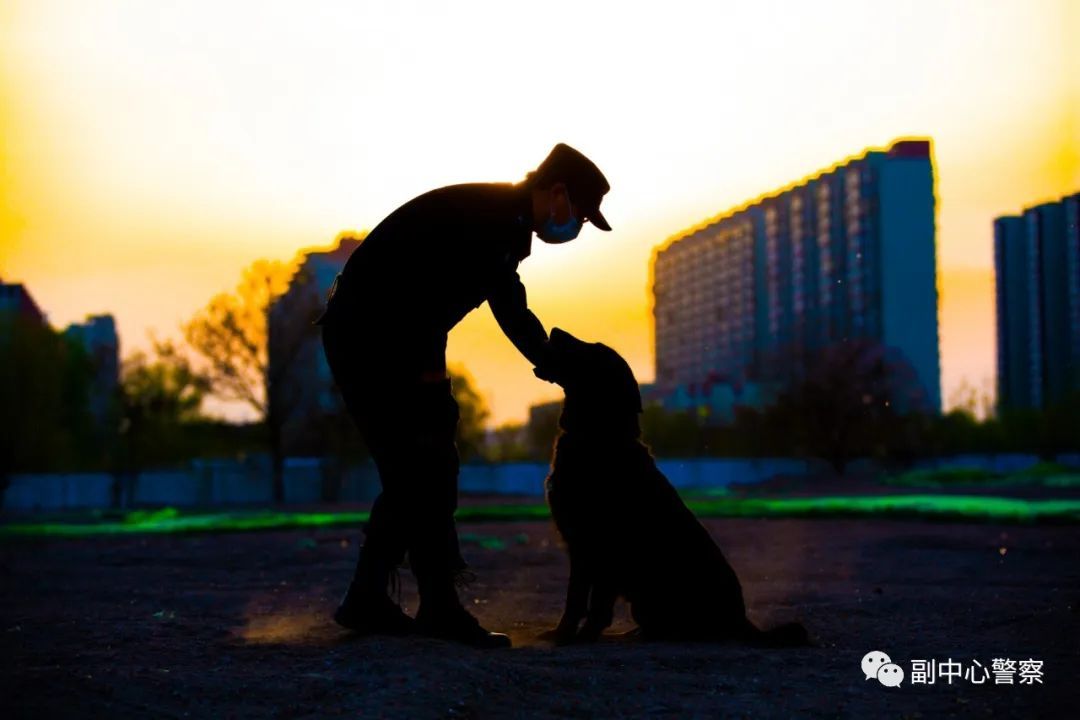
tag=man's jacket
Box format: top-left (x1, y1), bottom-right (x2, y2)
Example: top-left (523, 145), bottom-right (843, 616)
top-left (316, 182), bottom-right (547, 366)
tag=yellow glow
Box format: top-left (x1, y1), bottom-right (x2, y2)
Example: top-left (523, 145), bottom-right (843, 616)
top-left (2, 0), bottom-right (1078, 424)
top-left (237, 601), bottom-right (325, 645)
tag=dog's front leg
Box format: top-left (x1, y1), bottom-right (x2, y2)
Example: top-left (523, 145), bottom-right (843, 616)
top-left (556, 559), bottom-right (591, 642)
top-left (577, 581), bottom-right (616, 643)
top-left (545, 555), bottom-right (590, 645)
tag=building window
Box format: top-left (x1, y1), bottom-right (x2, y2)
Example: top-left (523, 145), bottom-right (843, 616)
top-left (818, 193), bottom-right (832, 309)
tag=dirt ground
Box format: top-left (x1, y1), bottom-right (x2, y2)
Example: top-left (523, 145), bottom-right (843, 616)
top-left (2, 515), bottom-right (1078, 719)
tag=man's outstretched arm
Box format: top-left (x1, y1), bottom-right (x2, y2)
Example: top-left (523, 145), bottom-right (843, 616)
top-left (487, 270), bottom-right (551, 369)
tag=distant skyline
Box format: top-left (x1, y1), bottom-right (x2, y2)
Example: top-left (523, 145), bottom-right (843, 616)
top-left (2, 0), bottom-right (1077, 425)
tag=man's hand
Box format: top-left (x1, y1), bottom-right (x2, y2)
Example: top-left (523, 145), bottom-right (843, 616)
top-left (532, 340), bottom-right (565, 384)
top-left (533, 363), bottom-right (561, 384)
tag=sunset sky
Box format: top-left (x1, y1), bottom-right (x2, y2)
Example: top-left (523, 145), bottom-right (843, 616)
top-left (2, 0), bottom-right (1077, 425)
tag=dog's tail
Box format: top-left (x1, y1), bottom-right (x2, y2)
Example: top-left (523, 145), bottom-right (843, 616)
top-left (736, 617), bottom-right (811, 648)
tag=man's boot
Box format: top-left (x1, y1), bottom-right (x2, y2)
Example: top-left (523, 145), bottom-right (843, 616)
top-left (334, 551), bottom-right (415, 636)
top-left (414, 577), bottom-right (511, 649)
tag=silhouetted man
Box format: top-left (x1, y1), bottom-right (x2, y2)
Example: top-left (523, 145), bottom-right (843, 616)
top-left (316, 144), bottom-right (611, 648)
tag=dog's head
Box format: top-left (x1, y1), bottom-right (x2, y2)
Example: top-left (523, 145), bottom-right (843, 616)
top-left (543, 327), bottom-right (643, 435)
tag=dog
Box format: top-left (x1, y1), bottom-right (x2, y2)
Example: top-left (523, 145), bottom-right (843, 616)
top-left (539, 327), bottom-right (808, 646)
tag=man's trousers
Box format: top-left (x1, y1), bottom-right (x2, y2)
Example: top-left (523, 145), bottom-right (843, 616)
top-left (321, 321), bottom-right (466, 600)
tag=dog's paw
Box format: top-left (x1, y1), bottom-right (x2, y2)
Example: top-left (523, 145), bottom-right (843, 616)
top-left (574, 623), bottom-right (605, 644)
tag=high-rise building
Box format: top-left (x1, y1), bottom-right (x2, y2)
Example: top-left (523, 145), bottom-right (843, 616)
top-left (1, 283), bottom-right (119, 431)
top-left (652, 139), bottom-right (941, 418)
top-left (994, 216), bottom-right (1032, 409)
top-left (269, 235), bottom-right (362, 453)
top-left (994, 191), bottom-right (1080, 410)
top-left (1068, 194), bottom-right (1080, 395)
top-left (64, 315), bottom-right (120, 428)
top-left (0, 278), bottom-right (47, 326)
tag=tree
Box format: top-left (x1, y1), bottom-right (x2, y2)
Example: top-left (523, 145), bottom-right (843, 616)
top-left (767, 338), bottom-right (927, 475)
top-left (183, 258), bottom-right (305, 502)
top-left (641, 403), bottom-right (704, 457)
top-left (120, 340), bottom-right (208, 424)
top-left (0, 314), bottom-right (95, 489)
top-left (482, 422), bottom-right (531, 463)
top-left (525, 400), bottom-right (563, 460)
top-left (448, 363), bottom-right (491, 462)
top-left (112, 339), bottom-right (211, 504)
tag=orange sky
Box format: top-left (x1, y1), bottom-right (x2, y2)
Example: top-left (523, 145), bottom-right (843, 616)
top-left (2, 0), bottom-right (1078, 425)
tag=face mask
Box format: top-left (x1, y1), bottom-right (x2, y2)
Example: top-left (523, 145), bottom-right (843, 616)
top-left (539, 193), bottom-right (583, 243)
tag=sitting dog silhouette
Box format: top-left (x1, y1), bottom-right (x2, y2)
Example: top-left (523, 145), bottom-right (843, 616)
top-left (539, 328), bottom-right (808, 646)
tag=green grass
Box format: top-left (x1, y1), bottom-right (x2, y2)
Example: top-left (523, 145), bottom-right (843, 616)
top-left (886, 463), bottom-right (1080, 489)
top-left (0, 509), bottom-right (375, 538)
top-left (3, 493), bottom-right (1080, 539)
top-left (687, 494), bottom-right (1080, 523)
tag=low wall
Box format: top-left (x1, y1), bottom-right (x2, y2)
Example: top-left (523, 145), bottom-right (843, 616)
top-left (5, 453), bottom-right (1074, 513)
top-left (3, 456), bottom-right (811, 512)
top-left (914, 453), bottom-right (1080, 474)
